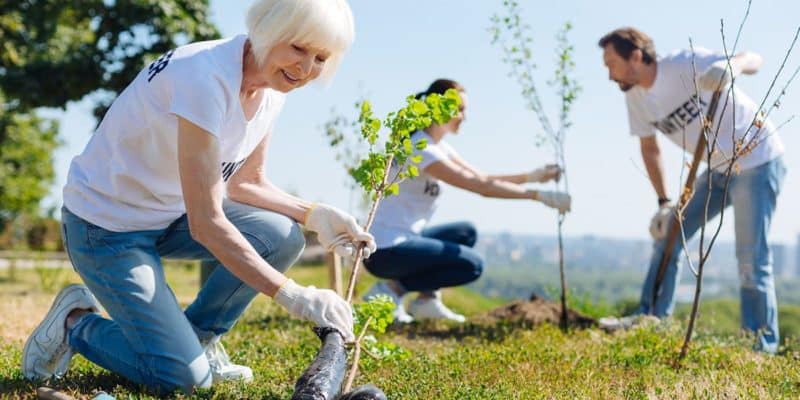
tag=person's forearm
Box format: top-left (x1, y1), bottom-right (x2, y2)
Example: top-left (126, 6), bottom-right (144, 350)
top-left (471, 177), bottom-right (536, 199)
top-left (228, 180), bottom-right (312, 223)
top-left (190, 213), bottom-right (287, 297)
top-left (642, 152), bottom-right (668, 200)
top-left (486, 173), bottom-right (528, 184)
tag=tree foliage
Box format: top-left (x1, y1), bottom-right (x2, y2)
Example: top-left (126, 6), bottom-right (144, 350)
top-left (0, 90), bottom-right (59, 229)
top-left (0, 0), bottom-right (219, 241)
top-left (350, 90), bottom-right (461, 202)
top-left (0, 0), bottom-right (219, 117)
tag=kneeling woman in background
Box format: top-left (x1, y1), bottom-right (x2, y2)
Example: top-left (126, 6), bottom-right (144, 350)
top-left (363, 79), bottom-right (570, 323)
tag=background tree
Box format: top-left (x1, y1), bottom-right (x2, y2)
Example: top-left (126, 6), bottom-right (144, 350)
top-left (0, 90), bottom-right (59, 237)
top-left (674, 7), bottom-right (800, 362)
top-left (490, 0), bottom-right (580, 329)
top-left (0, 0), bottom-right (219, 247)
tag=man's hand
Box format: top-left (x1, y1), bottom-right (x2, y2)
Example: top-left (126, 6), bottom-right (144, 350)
top-left (699, 60), bottom-right (737, 91)
top-left (526, 164), bottom-right (562, 183)
top-left (649, 203), bottom-right (674, 240)
top-left (304, 203), bottom-right (377, 259)
top-left (274, 279), bottom-right (355, 341)
top-left (537, 191), bottom-right (571, 214)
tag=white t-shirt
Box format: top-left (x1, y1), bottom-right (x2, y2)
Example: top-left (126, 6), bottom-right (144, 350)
top-left (370, 131), bottom-right (458, 248)
top-left (63, 35), bottom-right (286, 232)
top-left (625, 47), bottom-right (784, 171)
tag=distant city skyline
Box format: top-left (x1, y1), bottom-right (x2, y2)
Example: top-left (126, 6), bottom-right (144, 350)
top-left (470, 231), bottom-right (800, 303)
top-left (475, 231), bottom-right (798, 279)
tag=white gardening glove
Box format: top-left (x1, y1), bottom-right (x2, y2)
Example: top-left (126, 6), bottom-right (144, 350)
top-left (537, 191), bottom-right (571, 214)
top-left (526, 164), bottom-right (562, 183)
top-left (649, 203), bottom-right (674, 240)
top-left (698, 60), bottom-right (738, 91)
top-left (274, 279), bottom-right (355, 341)
top-left (304, 203), bottom-right (377, 259)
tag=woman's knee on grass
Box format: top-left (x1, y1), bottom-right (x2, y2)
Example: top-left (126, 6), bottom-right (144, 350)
top-left (145, 353), bottom-right (213, 394)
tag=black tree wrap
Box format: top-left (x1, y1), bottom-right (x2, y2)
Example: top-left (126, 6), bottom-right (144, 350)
top-left (291, 327), bottom-right (389, 400)
top-left (292, 327), bottom-right (348, 400)
top-left (337, 384), bottom-right (387, 400)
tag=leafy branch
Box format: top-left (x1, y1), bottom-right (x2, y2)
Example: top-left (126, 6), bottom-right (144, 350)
top-left (341, 90), bottom-right (461, 392)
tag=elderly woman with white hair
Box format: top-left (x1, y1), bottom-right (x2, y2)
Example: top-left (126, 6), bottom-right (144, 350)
top-left (21, 0), bottom-right (371, 393)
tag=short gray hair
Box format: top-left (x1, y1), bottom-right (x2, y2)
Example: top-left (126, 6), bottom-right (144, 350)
top-left (246, 0), bottom-right (355, 83)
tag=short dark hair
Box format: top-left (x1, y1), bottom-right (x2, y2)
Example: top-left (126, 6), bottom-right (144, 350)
top-left (415, 79), bottom-right (465, 99)
top-left (598, 27), bottom-right (656, 64)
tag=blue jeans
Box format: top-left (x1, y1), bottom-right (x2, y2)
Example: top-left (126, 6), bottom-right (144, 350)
top-left (639, 157), bottom-right (786, 353)
top-left (60, 200), bottom-right (305, 393)
top-left (364, 222), bottom-right (484, 292)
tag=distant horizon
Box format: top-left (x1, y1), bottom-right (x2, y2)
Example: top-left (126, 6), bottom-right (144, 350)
top-left (475, 230), bottom-right (799, 247)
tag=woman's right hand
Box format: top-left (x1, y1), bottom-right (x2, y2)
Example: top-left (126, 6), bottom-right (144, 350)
top-left (304, 203), bottom-right (376, 259)
top-left (526, 164), bottom-right (562, 183)
top-left (274, 279), bottom-right (355, 342)
top-left (536, 190), bottom-right (572, 214)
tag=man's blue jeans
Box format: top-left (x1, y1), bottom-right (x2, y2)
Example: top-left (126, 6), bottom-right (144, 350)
top-left (638, 157), bottom-right (786, 353)
top-left (364, 222), bottom-right (484, 292)
top-left (61, 200), bottom-right (305, 393)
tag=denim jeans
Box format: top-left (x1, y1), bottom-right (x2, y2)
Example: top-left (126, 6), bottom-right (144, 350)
top-left (638, 157), bottom-right (786, 353)
top-left (61, 200), bottom-right (305, 393)
top-left (364, 222), bottom-right (484, 292)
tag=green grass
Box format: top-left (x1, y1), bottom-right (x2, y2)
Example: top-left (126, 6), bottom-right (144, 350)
top-left (1, 263), bottom-right (799, 399)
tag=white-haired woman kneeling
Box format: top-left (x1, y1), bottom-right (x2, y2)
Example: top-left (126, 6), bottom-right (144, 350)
top-left (22, 0), bottom-right (372, 394)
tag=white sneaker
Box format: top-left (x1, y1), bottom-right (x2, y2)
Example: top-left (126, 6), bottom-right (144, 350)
top-left (407, 291), bottom-right (466, 323)
top-left (22, 284), bottom-right (100, 380)
top-left (362, 281), bottom-right (413, 324)
top-left (598, 314), bottom-right (660, 333)
top-left (204, 337), bottom-right (253, 384)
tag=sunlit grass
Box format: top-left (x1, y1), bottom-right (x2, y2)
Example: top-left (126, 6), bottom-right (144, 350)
top-left (0, 263), bottom-right (798, 399)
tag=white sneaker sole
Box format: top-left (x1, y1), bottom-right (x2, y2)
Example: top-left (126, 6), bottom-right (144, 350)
top-left (408, 306), bottom-right (466, 323)
top-left (22, 284), bottom-right (98, 380)
top-left (212, 365), bottom-right (254, 384)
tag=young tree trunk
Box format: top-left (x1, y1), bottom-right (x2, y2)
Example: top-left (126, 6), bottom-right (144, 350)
top-left (557, 217), bottom-right (568, 330)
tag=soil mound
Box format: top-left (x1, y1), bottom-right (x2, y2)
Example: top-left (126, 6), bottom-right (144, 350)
top-left (479, 294), bottom-right (597, 328)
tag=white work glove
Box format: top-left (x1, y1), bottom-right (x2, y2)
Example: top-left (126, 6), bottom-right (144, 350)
top-left (304, 203), bottom-right (377, 259)
top-left (649, 203), bottom-right (674, 240)
top-left (537, 191), bottom-right (571, 214)
top-left (698, 60), bottom-right (738, 91)
top-left (526, 164), bottom-right (562, 183)
top-left (274, 279), bottom-right (355, 342)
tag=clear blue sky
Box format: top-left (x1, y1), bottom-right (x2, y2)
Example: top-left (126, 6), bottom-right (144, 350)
top-left (47, 0), bottom-right (799, 244)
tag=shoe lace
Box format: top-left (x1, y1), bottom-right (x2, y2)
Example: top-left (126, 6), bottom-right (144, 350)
top-left (204, 339), bottom-right (232, 369)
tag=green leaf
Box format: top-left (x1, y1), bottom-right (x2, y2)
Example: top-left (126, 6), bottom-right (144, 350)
top-left (411, 100), bottom-right (429, 115)
top-left (386, 183), bottom-right (400, 196)
top-left (402, 138), bottom-right (412, 153)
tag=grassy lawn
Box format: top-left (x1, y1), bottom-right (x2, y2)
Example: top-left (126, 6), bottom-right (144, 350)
top-left (0, 263), bottom-right (798, 399)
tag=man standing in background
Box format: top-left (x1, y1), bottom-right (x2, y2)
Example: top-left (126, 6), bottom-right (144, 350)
top-left (597, 27), bottom-right (786, 353)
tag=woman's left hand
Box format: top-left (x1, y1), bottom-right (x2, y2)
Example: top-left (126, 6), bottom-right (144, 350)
top-left (526, 164), bottom-right (562, 183)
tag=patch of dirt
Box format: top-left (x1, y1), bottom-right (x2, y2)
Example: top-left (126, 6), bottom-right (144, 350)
top-left (476, 293), bottom-right (597, 328)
